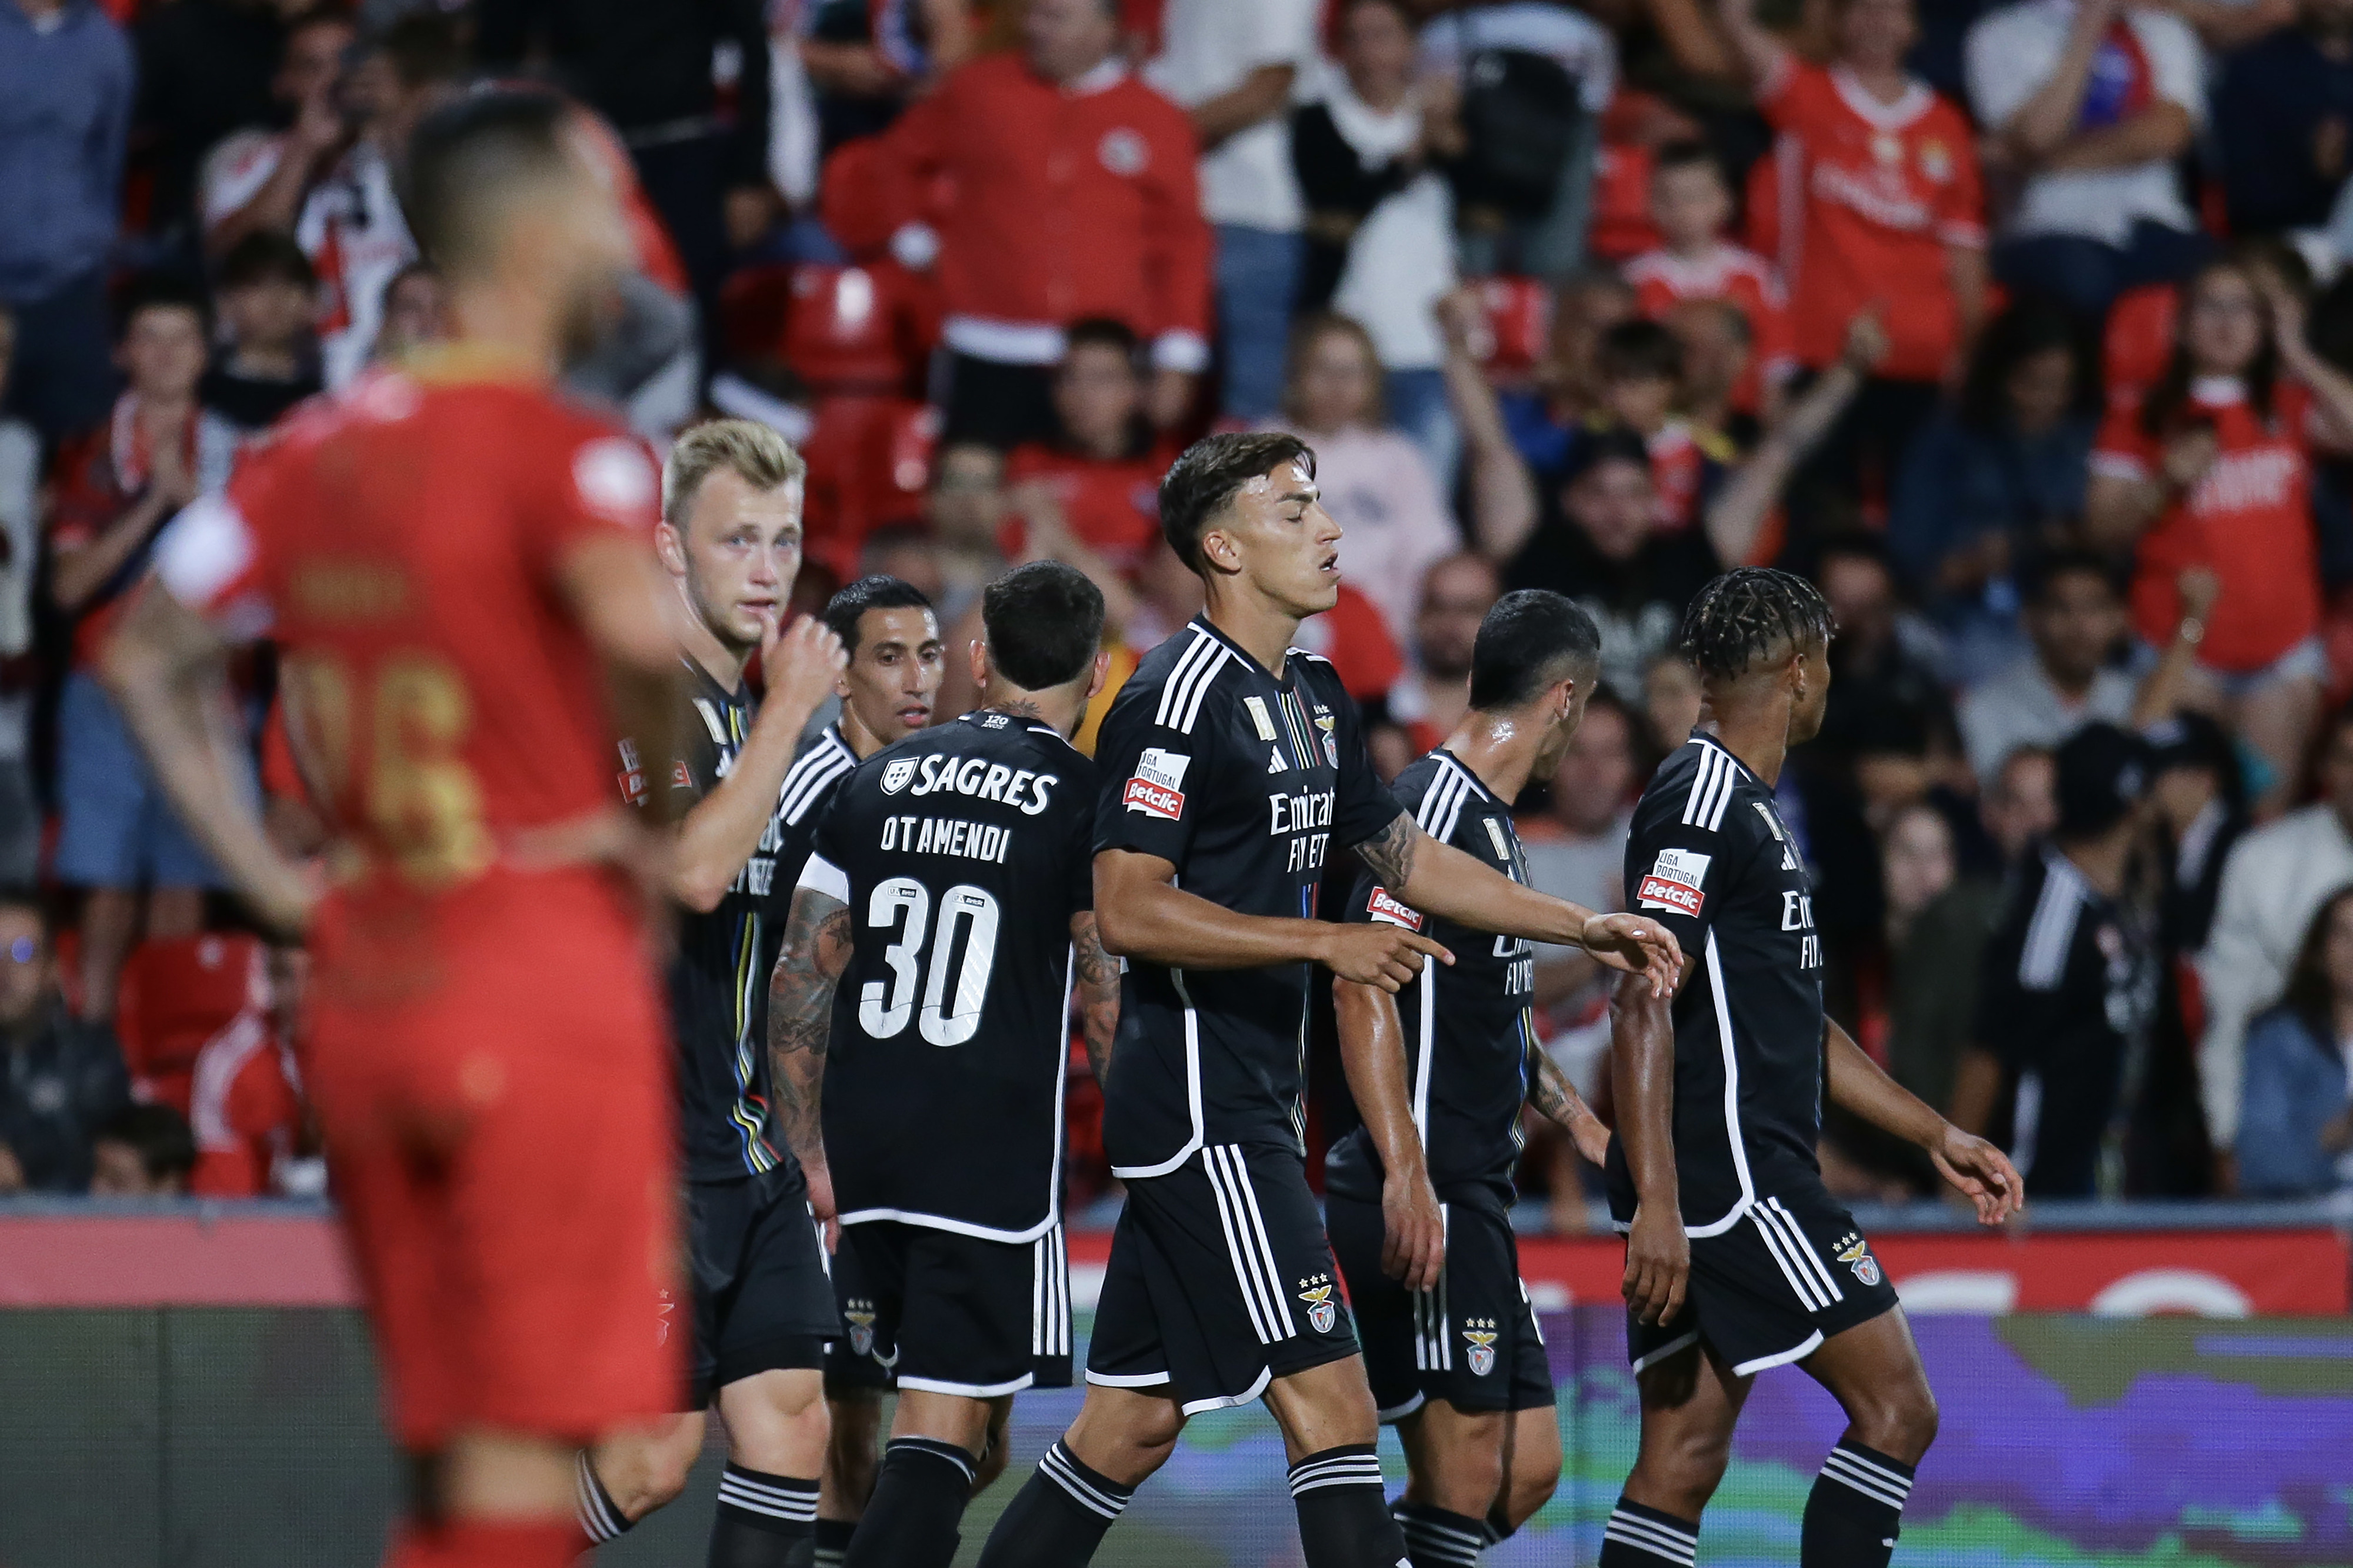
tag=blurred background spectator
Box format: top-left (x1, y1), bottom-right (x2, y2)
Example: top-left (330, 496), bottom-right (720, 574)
top-left (88, 1100), bottom-right (196, 1196)
top-left (22, 0), bottom-right (2353, 1216)
top-left (2235, 884), bottom-right (2353, 1195)
top-left (0, 892), bottom-right (128, 1195)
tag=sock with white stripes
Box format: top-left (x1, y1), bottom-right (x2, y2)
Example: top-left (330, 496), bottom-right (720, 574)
top-left (1597, 1497), bottom-right (1698, 1567)
top-left (842, 1439), bottom-right (977, 1568)
top-left (1288, 1445), bottom-right (1408, 1568)
top-left (1393, 1501), bottom-right (1487, 1568)
top-left (814, 1519), bottom-right (857, 1568)
top-left (973, 1440), bottom-right (1134, 1568)
top-left (1803, 1440), bottom-right (1914, 1568)
top-left (1481, 1507), bottom-right (1515, 1546)
top-left (575, 1450), bottom-right (634, 1544)
top-left (709, 1464), bottom-right (818, 1568)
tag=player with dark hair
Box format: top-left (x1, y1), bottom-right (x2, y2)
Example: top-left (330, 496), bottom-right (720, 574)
top-left (778, 572), bottom-right (953, 1562)
top-left (1324, 590), bottom-right (1621, 1568)
top-left (576, 416), bottom-right (849, 1568)
top-left (974, 432), bottom-right (1681, 1568)
top-left (768, 559), bottom-right (1119, 1568)
top-left (1600, 567), bottom-right (2023, 1568)
top-left (106, 87), bottom-right (691, 1568)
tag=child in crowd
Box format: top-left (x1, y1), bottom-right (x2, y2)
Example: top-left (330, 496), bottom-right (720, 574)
top-left (1593, 318), bottom-right (1739, 533)
top-left (1625, 139), bottom-right (1796, 421)
top-left (201, 231), bottom-right (323, 432)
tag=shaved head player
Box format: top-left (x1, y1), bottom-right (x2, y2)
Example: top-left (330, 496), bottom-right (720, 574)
top-left (106, 90), bottom-right (688, 1568)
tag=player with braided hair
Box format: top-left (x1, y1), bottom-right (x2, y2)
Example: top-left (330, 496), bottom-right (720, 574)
top-left (1595, 567), bottom-right (2024, 1568)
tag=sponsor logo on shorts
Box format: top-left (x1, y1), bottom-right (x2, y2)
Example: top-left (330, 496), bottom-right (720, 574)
top-left (881, 758), bottom-right (918, 794)
top-left (1464, 1319), bottom-right (1499, 1377)
top-left (671, 760), bottom-right (695, 790)
top-left (1365, 886), bottom-right (1424, 931)
top-left (845, 1297), bottom-right (879, 1358)
top-left (655, 1289), bottom-right (676, 1347)
top-left (1637, 846), bottom-right (1711, 916)
top-left (1124, 747), bottom-right (1190, 820)
top-left (1298, 1275), bottom-right (1339, 1335)
top-left (1835, 1233), bottom-right (1882, 1286)
top-left (617, 739), bottom-right (646, 805)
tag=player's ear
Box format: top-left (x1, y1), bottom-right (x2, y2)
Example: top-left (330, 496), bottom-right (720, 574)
top-left (652, 520), bottom-right (688, 579)
top-left (968, 635), bottom-right (992, 689)
top-left (1085, 648), bottom-right (1111, 702)
top-left (1197, 525), bottom-right (1241, 576)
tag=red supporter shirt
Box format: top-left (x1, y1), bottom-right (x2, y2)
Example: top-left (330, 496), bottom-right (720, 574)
top-left (2092, 379), bottom-right (2322, 672)
top-left (1757, 59), bottom-right (1984, 383)
top-left (839, 54), bottom-right (1212, 369)
top-left (1625, 243), bottom-right (1797, 410)
top-left (151, 353), bottom-right (664, 911)
top-left (189, 1013), bottom-right (304, 1198)
top-left (1002, 441), bottom-right (1175, 574)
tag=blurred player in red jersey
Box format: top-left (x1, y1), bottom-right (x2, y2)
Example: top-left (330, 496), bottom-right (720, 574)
top-left (104, 91), bottom-right (687, 1568)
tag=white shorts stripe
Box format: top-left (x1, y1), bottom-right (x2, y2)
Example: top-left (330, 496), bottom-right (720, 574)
top-left (1217, 1145), bottom-right (1298, 1339)
top-left (1751, 1207), bottom-right (1826, 1310)
top-left (1765, 1198), bottom-right (1844, 1303)
top-left (1202, 1147), bottom-right (1279, 1343)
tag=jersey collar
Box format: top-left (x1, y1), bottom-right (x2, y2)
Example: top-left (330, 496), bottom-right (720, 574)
top-left (1188, 613), bottom-right (1290, 684)
top-left (1689, 733), bottom-right (1759, 788)
top-left (1430, 747), bottom-right (1499, 805)
top-left (958, 708), bottom-right (1077, 749)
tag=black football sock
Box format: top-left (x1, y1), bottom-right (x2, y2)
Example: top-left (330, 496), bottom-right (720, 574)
top-left (814, 1519), bottom-right (858, 1568)
top-left (1802, 1440), bottom-right (1914, 1568)
top-left (708, 1464), bottom-right (818, 1568)
top-left (1597, 1497), bottom-right (1698, 1567)
top-left (1392, 1500), bottom-right (1487, 1568)
top-left (1287, 1445), bottom-right (1408, 1568)
top-left (1481, 1505), bottom-right (1515, 1546)
top-left (575, 1451), bottom-right (634, 1543)
top-left (841, 1439), bottom-right (978, 1568)
top-left (972, 1440), bottom-right (1135, 1568)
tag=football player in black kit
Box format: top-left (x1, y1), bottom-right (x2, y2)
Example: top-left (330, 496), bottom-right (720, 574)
top-left (581, 420), bottom-right (851, 1568)
top-left (768, 561), bottom-right (1121, 1568)
top-left (1324, 590), bottom-right (1621, 1568)
top-left (972, 433), bottom-right (1682, 1568)
top-left (1601, 569), bottom-right (2025, 1568)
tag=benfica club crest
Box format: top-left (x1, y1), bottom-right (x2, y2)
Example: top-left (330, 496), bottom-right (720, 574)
top-left (845, 1300), bottom-right (879, 1358)
top-left (1298, 1276), bottom-right (1339, 1335)
top-left (1464, 1320), bottom-right (1499, 1377)
top-left (1836, 1235), bottom-right (1882, 1287)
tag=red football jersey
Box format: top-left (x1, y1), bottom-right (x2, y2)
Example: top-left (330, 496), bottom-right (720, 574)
top-left (1757, 59), bottom-right (1985, 383)
top-left (1626, 243), bottom-right (1797, 411)
top-left (2093, 381), bottom-right (2322, 672)
top-left (1002, 441), bottom-right (1174, 575)
top-left (153, 355), bottom-right (663, 905)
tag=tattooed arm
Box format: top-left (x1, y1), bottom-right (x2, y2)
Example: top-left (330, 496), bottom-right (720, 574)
top-left (1529, 1045), bottom-right (1612, 1166)
top-left (1071, 910), bottom-right (1121, 1088)
top-left (768, 883), bottom-right (854, 1250)
top-left (1358, 812), bottom-right (1684, 990)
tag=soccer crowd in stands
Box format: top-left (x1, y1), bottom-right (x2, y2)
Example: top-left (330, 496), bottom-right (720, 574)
top-left (6, 0), bottom-right (2353, 1212)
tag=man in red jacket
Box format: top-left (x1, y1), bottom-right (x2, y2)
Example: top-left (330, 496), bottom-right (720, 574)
top-left (839, 0), bottom-right (1213, 449)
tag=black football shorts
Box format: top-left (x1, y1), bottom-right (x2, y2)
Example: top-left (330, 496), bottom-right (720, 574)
top-left (683, 1165), bottom-right (840, 1406)
top-left (830, 1219), bottom-right (1073, 1396)
top-left (1609, 1170), bottom-right (1901, 1377)
top-left (1085, 1143), bottom-right (1359, 1413)
top-left (1328, 1191), bottom-right (1554, 1419)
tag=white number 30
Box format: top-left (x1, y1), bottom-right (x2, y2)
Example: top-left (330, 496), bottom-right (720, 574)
top-left (856, 878), bottom-right (1002, 1046)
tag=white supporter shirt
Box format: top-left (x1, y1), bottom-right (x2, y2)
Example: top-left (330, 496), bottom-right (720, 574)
top-left (2197, 805), bottom-right (2353, 1145)
top-left (1417, 2), bottom-right (1616, 116)
top-left (1965, 0), bottom-right (2204, 245)
top-left (204, 134), bottom-right (417, 389)
top-left (1956, 656), bottom-right (2137, 788)
top-left (1312, 75), bottom-right (1457, 372)
top-left (1148, 0), bottom-right (1320, 232)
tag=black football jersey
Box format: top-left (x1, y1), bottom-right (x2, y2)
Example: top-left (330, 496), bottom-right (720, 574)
top-left (1325, 749), bottom-right (1536, 1213)
top-left (1609, 736), bottom-right (1827, 1233)
top-left (801, 710), bottom-right (1097, 1239)
top-left (622, 659), bottom-right (787, 1182)
top-left (1094, 616), bottom-right (1403, 1176)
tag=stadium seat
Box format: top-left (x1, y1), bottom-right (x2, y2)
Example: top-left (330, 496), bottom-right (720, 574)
top-left (115, 934), bottom-right (269, 1116)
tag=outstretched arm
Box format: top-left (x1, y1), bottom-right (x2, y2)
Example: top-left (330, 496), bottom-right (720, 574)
top-left (1334, 978), bottom-right (1445, 1292)
top-left (1070, 911), bottom-right (1121, 1089)
top-left (1094, 847), bottom-right (1454, 992)
top-left (1362, 814), bottom-right (1682, 990)
top-left (1825, 1017), bottom-right (2022, 1224)
top-left (1714, 0), bottom-right (1791, 89)
top-left (768, 884), bottom-right (854, 1249)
